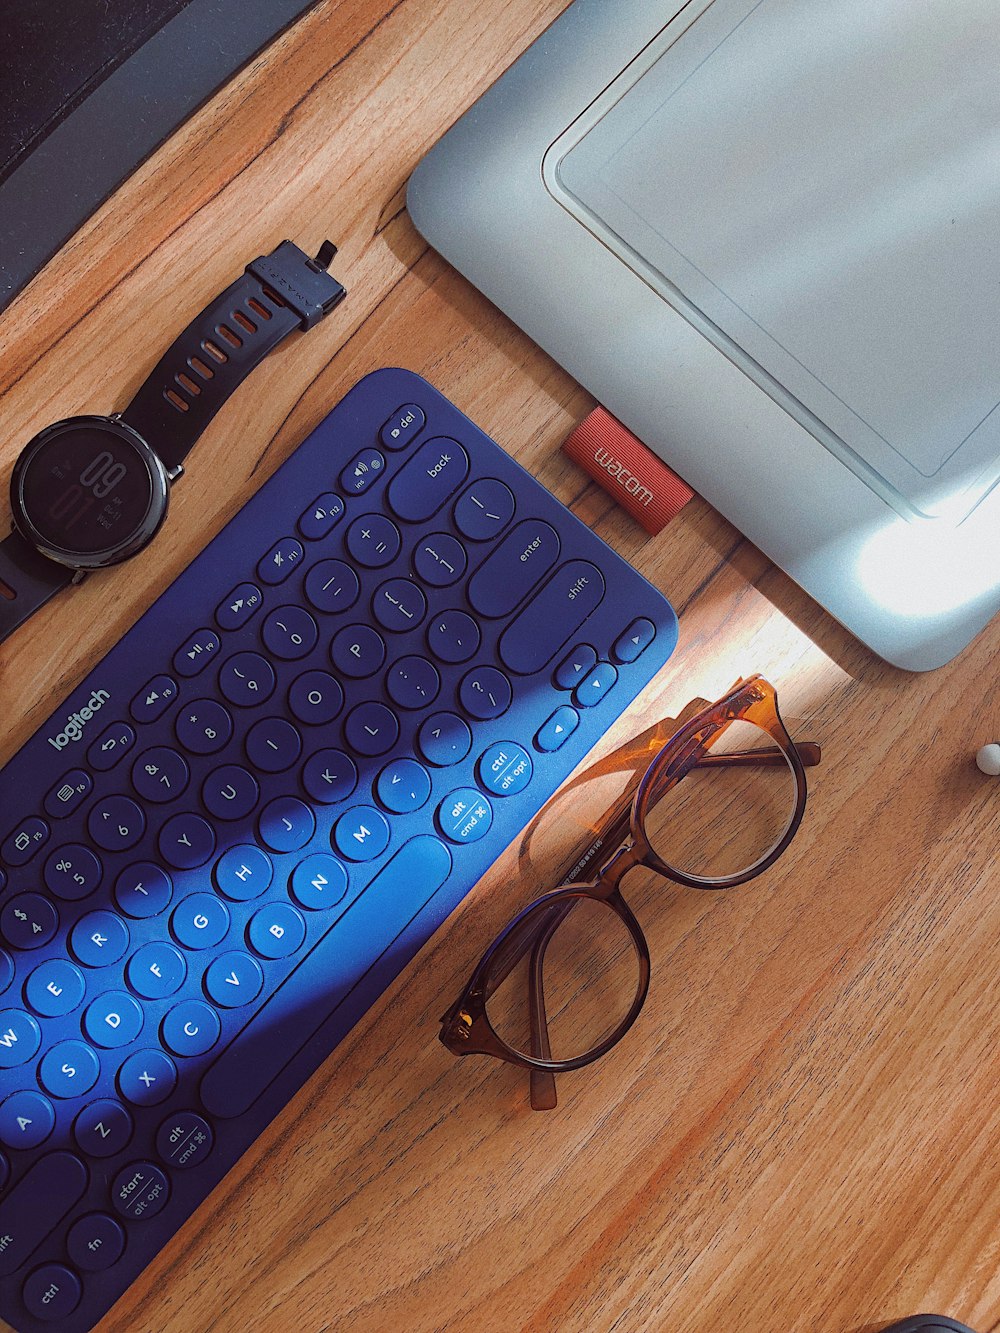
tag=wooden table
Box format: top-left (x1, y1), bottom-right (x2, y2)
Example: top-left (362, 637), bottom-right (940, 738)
top-left (2, 3), bottom-right (999, 1330)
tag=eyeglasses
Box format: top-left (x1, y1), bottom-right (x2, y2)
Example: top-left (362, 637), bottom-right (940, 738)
top-left (440, 675), bottom-right (821, 1110)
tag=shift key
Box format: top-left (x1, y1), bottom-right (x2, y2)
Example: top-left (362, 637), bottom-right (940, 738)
top-left (0, 1152), bottom-right (88, 1276)
top-left (498, 560), bottom-right (606, 675)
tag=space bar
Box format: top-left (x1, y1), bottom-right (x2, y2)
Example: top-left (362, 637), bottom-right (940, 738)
top-left (201, 835), bottom-right (452, 1119)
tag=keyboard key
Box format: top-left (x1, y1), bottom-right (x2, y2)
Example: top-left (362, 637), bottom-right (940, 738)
top-left (453, 477), bottom-right (515, 540)
top-left (388, 437), bottom-right (469, 522)
top-left (262, 605), bottom-right (318, 660)
top-left (162, 1000), bottom-right (220, 1057)
top-left (39, 1039), bottom-right (100, 1098)
top-left (130, 675), bottom-right (178, 724)
top-left (131, 746), bottom-right (190, 804)
top-left (43, 769), bottom-right (92, 819)
top-left (74, 1100), bottom-right (134, 1159)
top-left (215, 846), bottom-right (273, 901)
top-left (201, 835), bottom-right (453, 1120)
top-left (0, 951), bottom-right (11, 995)
top-left (87, 795), bottom-right (145, 853)
top-left (1, 817), bottom-right (49, 866)
top-left (84, 993), bottom-right (144, 1048)
top-left (297, 492), bottom-right (344, 541)
top-left (376, 758), bottom-right (431, 814)
top-left (111, 1161), bottom-right (170, 1221)
top-left (215, 582), bottom-right (263, 631)
top-left (171, 894), bottom-right (230, 950)
top-left (25, 959), bottom-right (86, 1018)
top-left (288, 670), bottom-right (344, 726)
top-left (438, 789), bottom-right (494, 844)
top-left (87, 721), bottom-right (136, 772)
top-left (459, 666), bottom-right (512, 721)
top-left (372, 577), bottom-right (427, 632)
top-left (175, 698), bottom-right (235, 752)
top-left (418, 712), bottom-right (472, 767)
top-left (201, 764), bottom-right (260, 821)
top-left (330, 623), bottom-right (385, 677)
top-left (45, 844), bottom-right (102, 901)
top-left (0, 1089), bottom-right (54, 1149)
top-left (340, 446), bottom-right (386, 495)
top-left (467, 519), bottom-right (561, 618)
top-left (333, 807), bottom-right (391, 862)
top-left (218, 654), bottom-right (276, 708)
top-left (157, 1110), bottom-right (214, 1170)
top-left (478, 742), bottom-right (533, 797)
top-left (257, 537), bottom-right (304, 585)
top-left (573, 661), bottom-right (618, 709)
top-left (427, 609), bottom-right (480, 665)
top-left (289, 855), bottom-right (349, 911)
top-left (158, 813), bottom-right (216, 870)
top-left (535, 705), bottom-right (580, 752)
top-left (118, 1050), bottom-right (177, 1107)
top-left (114, 863), bottom-right (173, 919)
top-left (127, 942), bottom-right (187, 999)
top-left (67, 1212), bottom-right (126, 1272)
top-left (613, 616), bottom-right (656, 664)
top-left (259, 797), bottom-right (315, 853)
top-left (301, 749), bottom-right (358, 805)
top-left (499, 559), bottom-right (607, 675)
top-left (0, 1151), bottom-right (87, 1276)
top-left (554, 643), bottom-right (598, 690)
top-left (0, 1009), bottom-right (41, 1067)
top-left (346, 513), bottom-right (401, 568)
top-left (248, 903), bottom-right (306, 959)
top-left (304, 559), bottom-right (360, 614)
top-left (245, 717), bottom-right (302, 772)
top-left (2, 894), bottom-right (58, 951)
top-left (379, 401), bottom-right (426, 450)
top-left (386, 654), bottom-right (440, 710)
top-left (205, 951), bottom-right (264, 1007)
top-left (22, 1263), bottom-right (81, 1321)
top-left (172, 629), bottom-right (221, 678)
top-left (413, 531), bottom-right (467, 587)
top-left (344, 702), bottom-right (399, 757)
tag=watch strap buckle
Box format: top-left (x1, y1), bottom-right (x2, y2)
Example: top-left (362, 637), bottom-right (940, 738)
top-left (246, 239), bottom-right (346, 331)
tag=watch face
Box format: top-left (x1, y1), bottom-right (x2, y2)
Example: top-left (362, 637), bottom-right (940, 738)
top-left (11, 418), bottom-right (169, 568)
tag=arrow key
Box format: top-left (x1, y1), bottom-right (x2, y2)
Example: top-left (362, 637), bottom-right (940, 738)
top-left (554, 643), bottom-right (597, 691)
top-left (573, 661), bottom-right (618, 710)
top-left (613, 617), bottom-right (656, 664)
top-left (535, 705), bottom-right (580, 753)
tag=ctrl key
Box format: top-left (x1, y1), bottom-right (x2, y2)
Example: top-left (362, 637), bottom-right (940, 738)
top-left (22, 1263), bottom-right (82, 1322)
top-left (111, 1161), bottom-right (170, 1222)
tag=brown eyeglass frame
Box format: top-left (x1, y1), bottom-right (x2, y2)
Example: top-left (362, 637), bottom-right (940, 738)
top-left (439, 675), bottom-right (820, 1110)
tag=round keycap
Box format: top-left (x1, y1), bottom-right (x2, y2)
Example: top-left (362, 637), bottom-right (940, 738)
top-left (376, 759), bottom-right (432, 814)
top-left (218, 653), bottom-right (276, 708)
top-left (162, 1000), bottom-right (221, 1057)
top-left (330, 623), bottom-right (385, 677)
top-left (171, 894), bottom-right (230, 950)
top-left (385, 655), bottom-right (440, 710)
top-left (288, 671), bottom-right (344, 726)
top-left (0, 1089), bottom-right (54, 1149)
top-left (262, 605), bottom-right (319, 660)
top-left (204, 951), bottom-right (264, 1007)
top-left (84, 992), bottom-right (144, 1048)
top-left (258, 797), bottom-right (315, 853)
top-left (175, 698), bottom-right (234, 754)
top-left (248, 903), bottom-right (306, 959)
top-left (67, 1212), bottom-right (126, 1272)
top-left (453, 478), bottom-right (516, 540)
top-left (344, 702), bottom-right (399, 757)
top-left (372, 577), bottom-right (427, 632)
top-left (0, 1009), bottom-right (41, 1068)
top-left (158, 813), bottom-right (216, 870)
top-left (459, 666), bottom-right (513, 720)
top-left (22, 1264), bottom-right (81, 1321)
top-left (413, 532), bottom-right (467, 587)
top-left (0, 949), bottom-right (13, 995)
top-left (25, 957), bottom-right (86, 1018)
top-left (333, 807), bottom-right (391, 862)
top-left (346, 513), bottom-right (401, 568)
top-left (157, 1110), bottom-right (214, 1169)
top-left (114, 863), bottom-right (173, 919)
top-left (39, 1039), bottom-right (100, 1099)
top-left (301, 749), bottom-right (358, 805)
top-left (427, 609), bottom-right (481, 665)
top-left (438, 788), bottom-right (494, 844)
top-left (71, 910), bottom-right (130, 968)
top-left (289, 854), bottom-right (349, 911)
top-left (304, 559), bottom-right (360, 614)
top-left (118, 1049), bottom-right (177, 1107)
top-left (44, 844), bottom-right (102, 901)
top-left (111, 1161), bottom-right (170, 1221)
top-left (127, 942), bottom-right (187, 1000)
top-left (87, 795), bottom-right (145, 852)
top-left (477, 742), bottom-right (533, 797)
top-left (245, 717), bottom-right (302, 773)
top-left (214, 845), bottom-right (273, 901)
top-left (75, 1099), bottom-right (134, 1158)
top-left (417, 712), bottom-right (472, 767)
top-left (131, 747), bottom-right (190, 805)
top-left (201, 764), bottom-right (260, 821)
top-left (2, 893), bottom-right (58, 951)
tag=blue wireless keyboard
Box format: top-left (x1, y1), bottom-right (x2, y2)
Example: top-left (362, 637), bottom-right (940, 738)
top-left (0, 369), bottom-right (676, 1331)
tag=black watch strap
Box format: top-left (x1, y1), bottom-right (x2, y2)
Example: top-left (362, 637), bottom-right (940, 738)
top-left (120, 240), bottom-right (346, 471)
top-left (0, 530), bottom-right (75, 642)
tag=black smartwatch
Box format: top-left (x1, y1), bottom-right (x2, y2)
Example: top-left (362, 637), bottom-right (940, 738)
top-left (0, 239), bottom-right (345, 644)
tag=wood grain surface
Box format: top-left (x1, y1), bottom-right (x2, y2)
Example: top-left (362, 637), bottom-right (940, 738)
top-left (2, 2), bottom-right (999, 1331)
